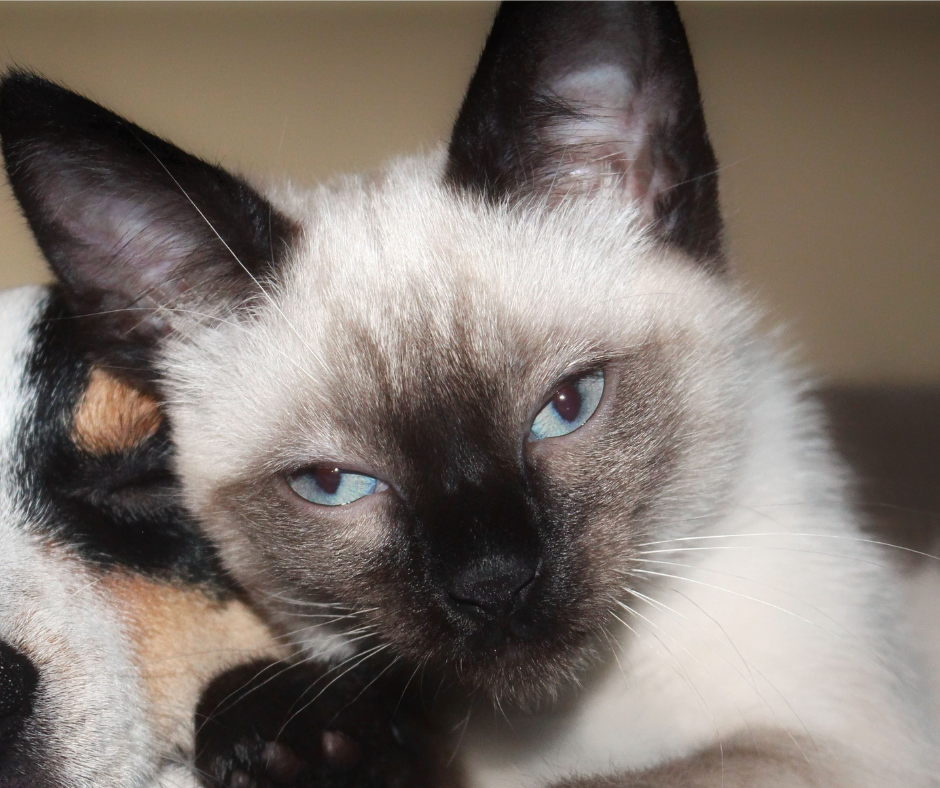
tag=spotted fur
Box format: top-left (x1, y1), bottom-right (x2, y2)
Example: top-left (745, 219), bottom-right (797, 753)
top-left (0, 286), bottom-right (186, 786)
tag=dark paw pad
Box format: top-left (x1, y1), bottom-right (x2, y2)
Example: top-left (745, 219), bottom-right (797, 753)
top-left (194, 659), bottom-right (447, 788)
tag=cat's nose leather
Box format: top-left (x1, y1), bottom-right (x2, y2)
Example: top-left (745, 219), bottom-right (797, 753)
top-left (0, 641), bottom-right (37, 751)
top-left (448, 556), bottom-right (536, 618)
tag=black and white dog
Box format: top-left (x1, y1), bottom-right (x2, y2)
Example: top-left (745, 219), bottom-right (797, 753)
top-left (0, 284), bottom-right (224, 787)
top-left (0, 284), bottom-right (445, 788)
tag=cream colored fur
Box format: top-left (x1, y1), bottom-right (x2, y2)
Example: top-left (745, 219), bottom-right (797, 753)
top-left (159, 157), bottom-right (940, 786)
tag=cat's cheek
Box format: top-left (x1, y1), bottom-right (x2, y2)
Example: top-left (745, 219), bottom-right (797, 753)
top-left (273, 492), bottom-right (390, 568)
top-left (272, 478), bottom-right (396, 571)
top-left (200, 477), bottom-right (384, 603)
top-left (525, 354), bottom-right (689, 595)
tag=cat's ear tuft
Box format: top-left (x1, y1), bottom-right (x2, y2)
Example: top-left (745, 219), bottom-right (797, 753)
top-left (0, 70), bottom-right (299, 381)
top-left (445, 2), bottom-right (724, 269)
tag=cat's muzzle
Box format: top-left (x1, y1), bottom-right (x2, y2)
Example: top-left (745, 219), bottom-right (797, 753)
top-left (446, 554), bottom-right (538, 625)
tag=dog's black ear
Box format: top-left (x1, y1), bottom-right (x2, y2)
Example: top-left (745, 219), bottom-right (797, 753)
top-left (0, 71), bottom-right (297, 381)
top-left (445, 2), bottom-right (723, 268)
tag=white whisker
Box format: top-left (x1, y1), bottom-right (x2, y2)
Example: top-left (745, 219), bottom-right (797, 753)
top-left (635, 531), bottom-right (939, 562)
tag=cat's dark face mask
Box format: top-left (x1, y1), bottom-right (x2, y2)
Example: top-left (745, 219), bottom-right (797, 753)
top-left (207, 338), bottom-right (699, 703)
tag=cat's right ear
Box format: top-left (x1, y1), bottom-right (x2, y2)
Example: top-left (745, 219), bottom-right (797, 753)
top-left (0, 71), bottom-right (297, 384)
top-left (445, 2), bottom-right (724, 269)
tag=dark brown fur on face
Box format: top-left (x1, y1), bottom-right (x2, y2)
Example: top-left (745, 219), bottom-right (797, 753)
top-left (205, 334), bottom-right (730, 707)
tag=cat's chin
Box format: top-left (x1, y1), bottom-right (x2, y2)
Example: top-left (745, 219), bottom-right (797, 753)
top-left (384, 622), bottom-right (604, 710)
top-left (448, 643), bottom-right (601, 709)
top-left (281, 593), bottom-right (605, 708)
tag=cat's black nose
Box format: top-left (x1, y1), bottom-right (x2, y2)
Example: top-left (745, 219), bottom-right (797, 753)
top-left (448, 556), bottom-right (537, 618)
top-left (0, 641), bottom-right (37, 754)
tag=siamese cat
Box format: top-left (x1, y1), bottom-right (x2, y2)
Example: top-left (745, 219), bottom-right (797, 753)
top-left (1, 3), bottom-right (937, 787)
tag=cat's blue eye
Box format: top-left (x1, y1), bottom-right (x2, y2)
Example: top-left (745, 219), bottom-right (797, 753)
top-left (529, 370), bottom-right (605, 442)
top-left (287, 466), bottom-right (388, 506)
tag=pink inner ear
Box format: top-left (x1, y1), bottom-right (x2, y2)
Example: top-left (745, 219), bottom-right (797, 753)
top-left (542, 66), bottom-right (663, 219)
top-left (553, 65), bottom-right (636, 108)
top-left (40, 155), bottom-right (197, 309)
top-left (81, 196), bottom-right (196, 295)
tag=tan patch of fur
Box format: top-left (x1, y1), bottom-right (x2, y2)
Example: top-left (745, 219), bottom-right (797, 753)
top-left (103, 573), bottom-right (288, 752)
top-left (72, 368), bottom-right (163, 454)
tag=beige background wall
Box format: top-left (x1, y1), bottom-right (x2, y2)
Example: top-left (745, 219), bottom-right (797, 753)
top-left (0, 3), bottom-right (937, 385)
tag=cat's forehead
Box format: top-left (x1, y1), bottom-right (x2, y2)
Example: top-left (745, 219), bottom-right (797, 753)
top-left (272, 156), bottom-right (717, 373)
top-left (171, 159), bottom-right (745, 478)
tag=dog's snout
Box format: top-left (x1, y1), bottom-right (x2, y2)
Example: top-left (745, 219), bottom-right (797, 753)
top-left (0, 641), bottom-right (37, 750)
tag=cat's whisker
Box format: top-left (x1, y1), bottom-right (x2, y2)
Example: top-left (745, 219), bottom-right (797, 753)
top-left (611, 598), bottom-right (813, 769)
top-left (187, 618), bottom-right (379, 726)
top-left (494, 690), bottom-right (514, 730)
top-left (609, 607), bottom-right (726, 748)
top-left (281, 626), bottom-right (379, 658)
top-left (635, 530), bottom-right (940, 562)
top-left (613, 597), bottom-right (706, 672)
top-left (264, 591), bottom-right (371, 610)
top-left (273, 602), bottom-right (376, 621)
top-left (617, 585), bottom-right (816, 745)
top-left (201, 640), bottom-right (386, 731)
top-left (614, 568), bottom-right (907, 710)
top-left (116, 644), bottom-right (287, 673)
top-left (673, 589), bottom-right (823, 769)
top-left (193, 652), bottom-right (302, 729)
top-left (637, 545), bottom-right (889, 569)
top-left (277, 611), bottom-right (365, 622)
top-left (447, 693), bottom-right (477, 765)
top-left (625, 556), bottom-right (867, 636)
top-left (328, 653), bottom-right (404, 727)
top-left (274, 642), bottom-right (393, 739)
top-left (392, 654), bottom-right (426, 721)
top-left (624, 567), bottom-right (819, 628)
top-left (278, 623), bottom-right (374, 643)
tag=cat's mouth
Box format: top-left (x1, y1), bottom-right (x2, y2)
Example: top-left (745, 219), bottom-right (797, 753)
top-left (440, 620), bottom-right (603, 706)
top-left (321, 566), bottom-right (607, 706)
top-left (276, 580), bottom-right (603, 707)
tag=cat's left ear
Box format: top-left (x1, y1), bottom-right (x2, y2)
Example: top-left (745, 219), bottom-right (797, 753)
top-left (0, 71), bottom-right (298, 385)
top-left (445, 2), bottom-right (724, 269)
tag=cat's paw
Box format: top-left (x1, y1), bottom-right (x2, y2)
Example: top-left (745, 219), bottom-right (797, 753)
top-left (199, 731), bottom-right (361, 787)
top-left (194, 659), bottom-right (442, 788)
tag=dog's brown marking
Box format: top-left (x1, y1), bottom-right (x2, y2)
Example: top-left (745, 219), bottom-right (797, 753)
top-left (72, 368), bottom-right (163, 454)
top-left (103, 574), bottom-right (288, 751)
